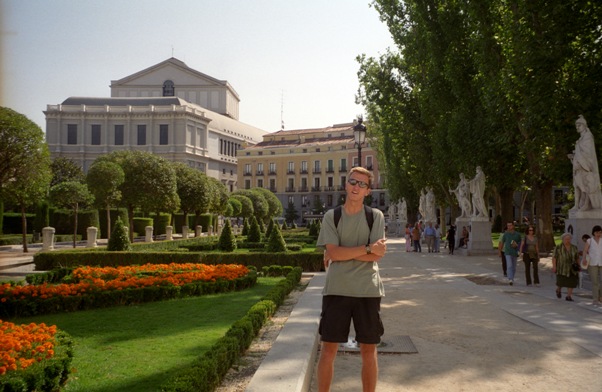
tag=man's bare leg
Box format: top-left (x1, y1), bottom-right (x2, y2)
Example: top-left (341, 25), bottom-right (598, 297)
top-left (360, 343), bottom-right (378, 392)
top-left (317, 342), bottom-right (339, 392)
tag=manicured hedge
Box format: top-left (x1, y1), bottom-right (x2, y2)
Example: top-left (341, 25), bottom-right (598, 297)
top-left (33, 250), bottom-right (323, 272)
top-left (160, 267), bottom-right (302, 392)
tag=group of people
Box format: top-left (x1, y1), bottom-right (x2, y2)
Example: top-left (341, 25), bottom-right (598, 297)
top-left (404, 221), bottom-right (442, 253)
top-left (498, 221), bottom-right (602, 306)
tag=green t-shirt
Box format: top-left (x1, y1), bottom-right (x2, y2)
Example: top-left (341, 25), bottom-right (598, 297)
top-left (316, 206), bottom-right (385, 298)
top-left (500, 230), bottom-right (522, 257)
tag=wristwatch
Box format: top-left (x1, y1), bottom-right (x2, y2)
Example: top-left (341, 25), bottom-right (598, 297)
top-left (366, 244), bottom-right (372, 254)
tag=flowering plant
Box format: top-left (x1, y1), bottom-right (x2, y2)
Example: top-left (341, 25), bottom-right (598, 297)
top-left (1, 263), bottom-right (249, 302)
top-left (0, 320), bottom-right (56, 375)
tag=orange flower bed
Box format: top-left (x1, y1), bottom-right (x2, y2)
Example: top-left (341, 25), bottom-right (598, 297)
top-left (0, 263), bottom-right (249, 302)
top-left (0, 320), bottom-right (57, 375)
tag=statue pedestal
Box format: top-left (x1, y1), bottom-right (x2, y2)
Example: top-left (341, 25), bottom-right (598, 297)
top-left (387, 221), bottom-right (399, 237)
top-left (454, 217), bottom-right (471, 251)
top-left (397, 221), bottom-right (407, 237)
top-left (565, 217), bottom-right (602, 252)
top-left (468, 218), bottom-right (494, 255)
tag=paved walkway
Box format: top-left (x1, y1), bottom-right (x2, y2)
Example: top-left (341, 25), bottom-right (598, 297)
top-left (3, 238), bottom-right (602, 391)
top-left (249, 237), bottom-right (602, 392)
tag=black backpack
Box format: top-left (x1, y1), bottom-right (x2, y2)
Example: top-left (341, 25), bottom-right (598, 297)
top-left (333, 205), bottom-right (374, 245)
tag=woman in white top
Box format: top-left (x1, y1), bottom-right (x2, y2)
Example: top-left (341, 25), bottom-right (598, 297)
top-left (581, 225), bottom-right (602, 306)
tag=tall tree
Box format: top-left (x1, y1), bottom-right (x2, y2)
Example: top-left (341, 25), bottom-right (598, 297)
top-left (50, 157), bottom-right (85, 186)
top-left (49, 181), bottom-right (94, 248)
top-left (86, 160), bottom-right (125, 239)
top-left (172, 162), bottom-right (210, 228)
top-left (95, 151), bottom-right (179, 241)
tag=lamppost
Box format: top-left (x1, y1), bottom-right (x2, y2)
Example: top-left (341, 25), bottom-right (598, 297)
top-left (353, 116), bottom-right (366, 168)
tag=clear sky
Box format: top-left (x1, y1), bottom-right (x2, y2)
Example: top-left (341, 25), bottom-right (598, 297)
top-left (0, 0), bottom-right (395, 133)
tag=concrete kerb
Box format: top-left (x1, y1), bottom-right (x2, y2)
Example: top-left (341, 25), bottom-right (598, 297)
top-left (246, 273), bottom-right (324, 392)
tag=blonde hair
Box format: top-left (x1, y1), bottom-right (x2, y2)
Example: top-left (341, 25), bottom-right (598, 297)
top-left (349, 167), bottom-right (374, 189)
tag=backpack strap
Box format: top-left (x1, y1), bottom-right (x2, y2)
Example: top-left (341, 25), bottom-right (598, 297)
top-left (334, 205), bottom-right (374, 246)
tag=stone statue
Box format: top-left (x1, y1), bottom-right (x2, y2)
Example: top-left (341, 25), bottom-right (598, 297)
top-left (449, 173), bottom-right (472, 218)
top-left (388, 204), bottom-right (397, 222)
top-left (397, 198), bottom-right (407, 223)
top-left (468, 166), bottom-right (488, 218)
top-left (425, 187), bottom-right (436, 223)
top-left (568, 115), bottom-right (602, 211)
top-left (418, 189), bottom-right (427, 220)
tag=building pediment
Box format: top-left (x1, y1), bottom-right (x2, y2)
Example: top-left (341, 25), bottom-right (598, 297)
top-left (110, 57), bottom-right (239, 98)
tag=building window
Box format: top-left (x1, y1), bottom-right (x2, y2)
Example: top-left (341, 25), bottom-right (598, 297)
top-left (366, 156), bottom-right (373, 170)
top-left (269, 162), bottom-right (276, 174)
top-left (301, 161), bottom-right (308, 173)
top-left (244, 164), bottom-right (251, 175)
top-left (245, 179), bottom-right (251, 189)
top-left (340, 158), bottom-right (347, 172)
top-left (257, 179), bottom-right (264, 188)
top-left (288, 161), bottom-right (294, 174)
top-left (302, 195), bottom-right (309, 207)
top-left (115, 125), bottom-right (124, 145)
top-left (327, 194), bottom-right (333, 207)
top-left (163, 80), bottom-right (175, 96)
top-left (67, 124), bottom-right (77, 145)
top-left (137, 125), bottom-right (146, 145)
top-left (288, 196), bottom-right (294, 205)
top-left (159, 124), bottom-right (168, 145)
top-left (269, 179), bottom-right (276, 190)
top-left (257, 163), bottom-right (264, 175)
top-left (91, 124), bottom-right (101, 145)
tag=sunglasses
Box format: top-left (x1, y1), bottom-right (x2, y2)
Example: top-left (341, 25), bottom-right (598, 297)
top-left (348, 178), bottom-right (369, 188)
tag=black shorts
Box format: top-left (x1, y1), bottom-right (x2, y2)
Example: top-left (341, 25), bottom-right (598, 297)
top-left (319, 295), bottom-right (384, 344)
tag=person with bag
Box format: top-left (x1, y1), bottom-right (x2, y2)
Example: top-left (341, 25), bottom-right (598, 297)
top-left (581, 225), bottom-right (602, 306)
top-left (552, 232), bottom-right (580, 301)
top-left (498, 222), bottom-right (521, 285)
top-left (520, 225), bottom-right (540, 286)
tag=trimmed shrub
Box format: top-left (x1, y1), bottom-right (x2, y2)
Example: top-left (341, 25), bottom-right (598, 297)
top-left (265, 218), bottom-right (274, 239)
top-left (98, 208), bottom-right (128, 239)
top-left (151, 213), bottom-right (171, 236)
top-left (266, 223), bottom-right (287, 253)
top-left (133, 217), bottom-right (153, 237)
top-left (247, 216), bottom-right (262, 243)
top-left (242, 218), bottom-right (250, 236)
top-left (218, 220), bottom-right (236, 252)
top-left (107, 217), bottom-right (131, 251)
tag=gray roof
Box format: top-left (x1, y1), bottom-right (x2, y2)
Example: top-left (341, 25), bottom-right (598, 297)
top-left (61, 97), bottom-right (188, 106)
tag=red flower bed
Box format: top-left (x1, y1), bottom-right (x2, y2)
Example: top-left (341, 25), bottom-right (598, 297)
top-left (0, 263), bottom-right (249, 302)
top-left (0, 320), bottom-right (57, 375)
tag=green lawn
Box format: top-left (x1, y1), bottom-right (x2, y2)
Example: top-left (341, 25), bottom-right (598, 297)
top-left (12, 278), bottom-right (282, 392)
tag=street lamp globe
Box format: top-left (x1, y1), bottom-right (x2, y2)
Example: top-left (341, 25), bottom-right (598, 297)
top-left (353, 117), bottom-right (366, 167)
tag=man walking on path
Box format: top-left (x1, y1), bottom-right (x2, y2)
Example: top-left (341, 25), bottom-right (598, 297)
top-left (316, 167), bottom-right (387, 392)
top-left (498, 222), bottom-right (521, 285)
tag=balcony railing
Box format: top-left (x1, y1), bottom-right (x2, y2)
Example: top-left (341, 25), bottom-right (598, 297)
top-left (268, 170), bottom-right (277, 175)
top-left (311, 186), bottom-right (321, 192)
top-left (326, 167), bottom-right (335, 173)
top-left (256, 170), bottom-right (264, 175)
top-left (285, 187), bottom-right (296, 192)
top-left (300, 169), bottom-right (308, 174)
top-left (287, 170), bottom-right (295, 174)
top-left (243, 172), bottom-right (252, 176)
top-left (313, 168), bottom-right (322, 174)
top-left (339, 166), bottom-right (347, 172)
top-left (299, 187), bottom-right (309, 192)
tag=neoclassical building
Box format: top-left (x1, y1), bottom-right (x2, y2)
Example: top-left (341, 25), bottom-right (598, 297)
top-left (237, 122), bottom-right (388, 224)
top-left (45, 58), bottom-right (267, 191)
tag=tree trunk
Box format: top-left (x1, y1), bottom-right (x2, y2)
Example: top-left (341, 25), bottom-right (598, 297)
top-left (128, 205), bottom-right (135, 243)
top-left (21, 205), bottom-right (28, 253)
top-left (73, 203), bottom-right (78, 248)
top-left (535, 181), bottom-right (555, 252)
top-left (106, 204), bottom-right (112, 240)
top-left (499, 186), bottom-right (514, 225)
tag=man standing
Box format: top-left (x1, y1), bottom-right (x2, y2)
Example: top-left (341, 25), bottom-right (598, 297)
top-left (424, 222), bottom-right (436, 253)
top-left (317, 167), bottom-right (387, 392)
top-left (498, 222), bottom-right (521, 285)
